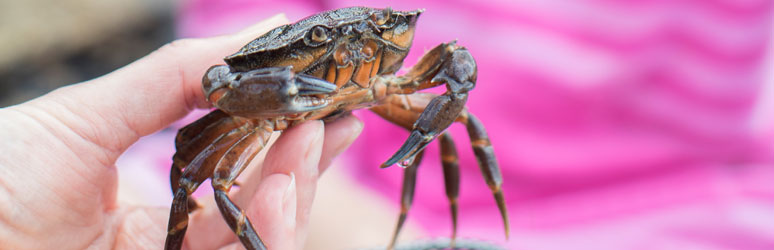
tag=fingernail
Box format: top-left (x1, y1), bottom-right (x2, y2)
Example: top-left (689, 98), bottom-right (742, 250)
top-left (282, 172), bottom-right (297, 228)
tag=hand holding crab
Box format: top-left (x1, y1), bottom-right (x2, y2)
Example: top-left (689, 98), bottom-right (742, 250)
top-left (0, 15), bottom-right (363, 250)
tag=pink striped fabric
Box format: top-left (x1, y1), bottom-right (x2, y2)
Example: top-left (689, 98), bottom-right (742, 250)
top-left (166, 0), bottom-right (774, 248)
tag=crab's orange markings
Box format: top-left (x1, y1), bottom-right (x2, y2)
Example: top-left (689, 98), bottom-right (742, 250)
top-left (353, 61), bottom-right (373, 88)
top-left (324, 61), bottom-right (337, 83)
top-left (471, 138), bottom-right (491, 147)
top-left (334, 63), bottom-right (354, 88)
top-left (168, 220), bottom-right (188, 234)
top-left (442, 154), bottom-right (458, 163)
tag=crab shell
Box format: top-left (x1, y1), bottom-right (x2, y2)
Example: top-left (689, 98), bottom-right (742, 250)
top-left (225, 7), bottom-right (423, 81)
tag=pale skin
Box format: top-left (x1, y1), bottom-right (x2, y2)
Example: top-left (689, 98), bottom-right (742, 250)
top-left (0, 15), bottom-right (364, 249)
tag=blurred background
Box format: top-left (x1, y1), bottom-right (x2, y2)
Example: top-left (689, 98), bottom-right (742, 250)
top-left (0, 0), bottom-right (174, 107)
top-left (2, 1), bottom-right (774, 250)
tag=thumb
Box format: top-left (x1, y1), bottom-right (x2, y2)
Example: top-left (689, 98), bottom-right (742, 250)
top-left (16, 14), bottom-right (288, 160)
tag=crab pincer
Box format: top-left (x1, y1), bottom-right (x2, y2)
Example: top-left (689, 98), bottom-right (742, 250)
top-left (381, 43), bottom-right (477, 168)
top-left (204, 65), bottom-right (337, 117)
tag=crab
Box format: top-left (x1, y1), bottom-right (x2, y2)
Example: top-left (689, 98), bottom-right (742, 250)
top-left (165, 7), bottom-right (508, 250)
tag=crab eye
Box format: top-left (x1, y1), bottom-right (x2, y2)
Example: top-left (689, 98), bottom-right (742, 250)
top-left (311, 26), bottom-right (328, 43)
top-left (371, 8), bottom-right (392, 26)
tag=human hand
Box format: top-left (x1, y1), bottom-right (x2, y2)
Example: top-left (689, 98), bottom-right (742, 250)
top-left (0, 15), bottom-right (363, 250)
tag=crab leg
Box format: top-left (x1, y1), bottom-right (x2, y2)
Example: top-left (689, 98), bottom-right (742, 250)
top-left (387, 150), bottom-right (425, 250)
top-left (165, 119), bottom-right (252, 250)
top-left (457, 112), bottom-right (509, 238)
top-left (439, 133), bottom-right (460, 246)
top-left (211, 121), bottom-right (274, 250)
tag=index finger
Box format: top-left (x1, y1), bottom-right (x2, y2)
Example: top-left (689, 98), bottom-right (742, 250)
top-left (28, 14), bottom-right (289, 157)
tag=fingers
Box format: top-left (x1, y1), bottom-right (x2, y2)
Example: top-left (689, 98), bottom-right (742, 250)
top-left (258, 121), bottom-right (325, 247)
top-left (242, 172), bottom-right (297, 250)
top-left (21, 15), bottom-right (289, 157)
top-left (257, 117), bottom-right (363, 246)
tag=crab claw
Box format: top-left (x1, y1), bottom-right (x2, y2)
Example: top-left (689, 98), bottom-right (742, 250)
top-left (381, 93), bottom-right (468, 168)
top-left (203, 65), bottom-right (337, 117)
top-left (382, 130), bottom-right (430, 168)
